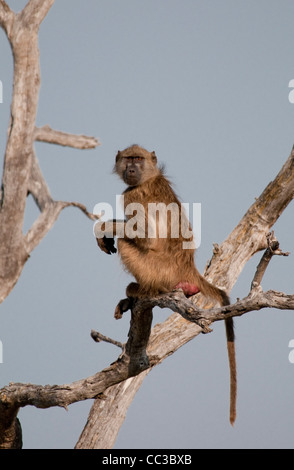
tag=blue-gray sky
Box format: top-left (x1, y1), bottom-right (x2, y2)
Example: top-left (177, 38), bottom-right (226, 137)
top-left (1, 0), bottom-right (294, 449)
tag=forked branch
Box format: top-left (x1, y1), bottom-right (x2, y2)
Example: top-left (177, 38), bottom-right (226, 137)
top-left (17, 0), bottom-right (55, 31)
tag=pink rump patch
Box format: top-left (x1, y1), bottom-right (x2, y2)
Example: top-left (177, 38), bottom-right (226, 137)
top-left (175, 282), bottom-right (200, 297)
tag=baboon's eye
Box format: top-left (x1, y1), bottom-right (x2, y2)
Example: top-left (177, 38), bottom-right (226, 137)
top-left (122, 156), bottom-right (145, 163)
top-left (133, 156), bottom-right (144, 163)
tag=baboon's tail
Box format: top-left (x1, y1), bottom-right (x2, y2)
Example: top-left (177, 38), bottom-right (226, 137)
top-left (225, 316), bottom-right (237, 425)
top-left (197, 274), bottom-right (237, 425)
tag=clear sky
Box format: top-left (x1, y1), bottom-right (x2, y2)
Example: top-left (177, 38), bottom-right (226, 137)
top-left (1, 0), bottom-right (294, 449)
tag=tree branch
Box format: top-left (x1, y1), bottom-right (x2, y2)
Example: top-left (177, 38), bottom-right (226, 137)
top-left (204, 146), bottom-right (294, 294)
top-left (251, 231), bottom-right (289, 290)
top-left (34, 125), bottom-right (101, 150)
top-left (25, 149), bottom-right (99, 253)
top-left (129, 233), bottom-right (292, 329)
top-left (17, 0), bottom-right (55, 31)
top-left (75, 374), bottom-right (149, 449)
top-left (0, 403), bottom-right (22, 449)
top-left (0, 305), bottom-right (153, 422)
top-left (24, 201), bottom-right (64, 253)
top-left (28, 150), bottom-right (53, 210)
top-left (1, 286), bottom-right (293, 422)
top-left (59, 201), bottom-right (100, 221)
top-left (0, 0), bottom-right (14, 37)
top-left (91, 330), bottom-right (124, 350)
top-left (24, 200), bottom-right (99, 254)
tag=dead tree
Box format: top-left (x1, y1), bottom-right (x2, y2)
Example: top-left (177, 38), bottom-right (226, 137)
top-left (0, 0), bottom-right (294, 449)
top-left (0, 0), bottom-right (100, 305)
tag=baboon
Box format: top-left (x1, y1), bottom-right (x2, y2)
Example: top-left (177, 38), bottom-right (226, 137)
top-left (96, 144), bottom-right (236, 425)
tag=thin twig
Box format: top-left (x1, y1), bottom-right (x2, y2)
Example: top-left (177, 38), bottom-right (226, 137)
top-left (61, 201), bottom-right (100, 221)
top-left (251, 231), bottom-right (290, 290)
top-left (91, 330), bottom-right (124, 350)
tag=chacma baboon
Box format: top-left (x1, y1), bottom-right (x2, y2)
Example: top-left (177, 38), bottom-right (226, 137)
top-left (96, 144), bottom-right (236, 425)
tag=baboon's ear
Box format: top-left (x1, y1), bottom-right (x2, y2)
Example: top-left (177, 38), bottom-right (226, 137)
top-left (115, 150), bottom-right (121, 162)
top-left (151, 151), bottom-right (157, 164)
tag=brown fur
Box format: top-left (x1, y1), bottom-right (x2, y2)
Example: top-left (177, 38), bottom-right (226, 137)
top-left (98, 144), bottom-right (236, 424)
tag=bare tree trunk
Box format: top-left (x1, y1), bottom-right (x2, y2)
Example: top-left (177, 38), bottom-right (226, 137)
top-left (75, 374), bottom-right (148, 449)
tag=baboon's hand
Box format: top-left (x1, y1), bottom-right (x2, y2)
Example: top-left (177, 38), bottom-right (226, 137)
top-left (96, 236), bottom-right (117, 255)
top-left (114, 297), bottom-right (132, 319)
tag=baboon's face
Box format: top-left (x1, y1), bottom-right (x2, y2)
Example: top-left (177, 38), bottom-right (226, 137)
top-left (115, 145), bottom-right (158, 186)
